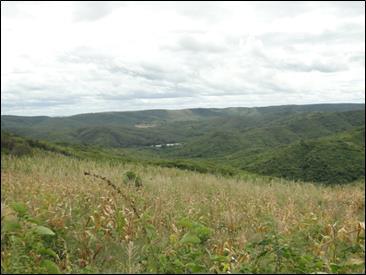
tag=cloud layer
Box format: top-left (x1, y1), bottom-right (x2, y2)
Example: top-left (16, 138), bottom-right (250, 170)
top-left (1, 1), bottom-right (365, 116)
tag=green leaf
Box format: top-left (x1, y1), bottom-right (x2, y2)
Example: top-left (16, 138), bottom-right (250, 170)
top-left (39, 247), bottom-right (59, 259)
top-left (185, 262), bottom-right (205, 273)
top-left (34, 225), bottom-right (55, 236)
top-left (146, 224), bottom-right (157, 240)
top-left (178, 217), bottom-right (193, 229)
top-left (193, 225), bottom-right (212, 242)
top-left (41, 259), bottom-right (61, 274)
top-left (330, 263), bottom-right (341, 273)
top-left (3, 218), bottom-right (21, 232)
top-left (10, 202), bottom-right (28, 217)
top-left (180, 232), bottom-right (201, 244)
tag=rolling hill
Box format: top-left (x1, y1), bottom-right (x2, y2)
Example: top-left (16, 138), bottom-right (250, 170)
top-left (2, 103), bottom-right (364, 146)
top-left (243, 127), bottom-right (365, 183)
top-left (1, 103), bottom-right (365, 183)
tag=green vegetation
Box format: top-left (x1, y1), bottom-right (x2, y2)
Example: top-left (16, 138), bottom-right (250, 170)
top-left (0, 132), bottom-right (239, 178)
top-left (123, 171), bottom-right (143, 188)
top-left (1, 105), bottom-right (365, 273)
top-left (2, 104), bottom-right (364, 148)
top-left (1, 132), bottom-right (33, 156)
top-left (244, 127), bottom-right (365, 184)
top-left (1, 150), bottom-right (365, 273)
top-left (1, 104), bottom-right (365, 184)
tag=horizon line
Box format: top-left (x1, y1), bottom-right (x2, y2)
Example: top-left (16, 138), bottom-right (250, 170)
top-left (1, 102), bottom-right (365, 118)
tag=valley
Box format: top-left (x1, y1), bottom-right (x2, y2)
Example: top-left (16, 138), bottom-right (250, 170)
top-left (2, 103), bottom-right (365, 184)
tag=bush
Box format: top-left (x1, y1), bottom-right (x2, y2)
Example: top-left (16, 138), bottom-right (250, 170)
top-left (123, 171), bottom-right (143, 187)
top-left (11, 143), bottom-right (33, 157)
top-left (1, 133), bottom-right (33, 156)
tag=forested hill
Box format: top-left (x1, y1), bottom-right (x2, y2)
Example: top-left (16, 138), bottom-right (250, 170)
top-left (1, 103), bottom-right (364, 147)
top-left (1, 103), bottom-right (365, 184)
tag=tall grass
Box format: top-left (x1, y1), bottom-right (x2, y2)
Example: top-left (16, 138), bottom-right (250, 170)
top-left (1, 152), bottom-right (365, 273)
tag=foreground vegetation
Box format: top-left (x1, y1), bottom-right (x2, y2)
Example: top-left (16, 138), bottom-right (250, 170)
top-left (1, 151), bottom-right (365, 274)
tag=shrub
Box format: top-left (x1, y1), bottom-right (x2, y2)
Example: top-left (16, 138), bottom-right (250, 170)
top-left (11, 143), bottom-right (33, 157)
top-left (123, 171), bottom-right (143, 187)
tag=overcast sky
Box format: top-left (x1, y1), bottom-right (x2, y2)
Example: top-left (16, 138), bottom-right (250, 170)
top-left (1, 1), bottom-right (365, 116)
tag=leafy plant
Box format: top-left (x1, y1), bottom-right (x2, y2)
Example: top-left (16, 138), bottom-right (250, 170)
top-left (2, 202), bottom-right (63, 274)
top-left (123, 171), bottom-right (143, 187)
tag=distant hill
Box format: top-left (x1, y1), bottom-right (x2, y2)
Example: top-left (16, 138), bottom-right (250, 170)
top-left (1, 103), bottom-right (364, 146)
top-left (1, 103), bottom-right (365, 183)
top-left (163, 110), bottom-right (365, 158)
top-left (243, 127), bottom-right (365, 183)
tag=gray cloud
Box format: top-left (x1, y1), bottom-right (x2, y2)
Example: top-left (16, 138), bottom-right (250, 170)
top-left (175, 3), bottom-right (230, 23)
top-left (259, 23), bottom-right (365, 47)
top-left (2, 98), bottom-right (77, 109)
top-left (99, 89), bottom-right (195, 101)
top-left (165, 36), bottom-right (228, 53)
top-left (273, 59), bottom-right (348, 73)
top-left (1, 2), bottom-right (365, 116)
top-left (348, 52), bottom-right (365, 66)
top-left (240, 36), bottom-right (350, 73)
top-left (59, 48), bottom-right (192, 84)
top-left (325, 1), bottom-right (365, 16)
top-left (73, 2), bottom-right (124, 22)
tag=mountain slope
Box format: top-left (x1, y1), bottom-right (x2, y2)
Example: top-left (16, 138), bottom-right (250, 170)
top-left (243, 127), bottom-right (365, 183)
top-left (1, 103), bottom-right (365, 183)
top-left (163, 110), bottom-right (365, 159)
top-left (2, 104), bottom-right (364, 147)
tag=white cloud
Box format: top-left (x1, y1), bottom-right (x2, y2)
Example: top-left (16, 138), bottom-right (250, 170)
top-left (1, 1), bottom-right (365, 116)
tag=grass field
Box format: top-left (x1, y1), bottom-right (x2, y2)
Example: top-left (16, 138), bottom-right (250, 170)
top-left (1, 152), bottom-right (365, 274)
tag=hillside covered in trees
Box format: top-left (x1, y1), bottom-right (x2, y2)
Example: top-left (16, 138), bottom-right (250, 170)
top-left (3, 103), bottom-right (364, 184)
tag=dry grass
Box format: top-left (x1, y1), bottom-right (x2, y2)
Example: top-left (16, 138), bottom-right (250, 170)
top-left (1, 153), bottom-right (365, 273)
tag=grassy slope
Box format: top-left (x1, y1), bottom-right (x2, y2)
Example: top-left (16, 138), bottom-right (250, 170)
top-left (1, 151), bottom-right (365, 274)
top-left (0, 132), bottom-right (241, 178)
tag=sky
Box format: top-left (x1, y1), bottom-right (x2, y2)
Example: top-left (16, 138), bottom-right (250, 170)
top-left (1, 1), bottom-right (365, 116)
